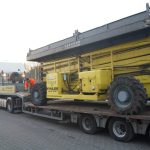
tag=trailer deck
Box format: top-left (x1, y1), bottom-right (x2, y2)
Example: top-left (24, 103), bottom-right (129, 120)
top-left (23, 100), bottom-right (150, 121)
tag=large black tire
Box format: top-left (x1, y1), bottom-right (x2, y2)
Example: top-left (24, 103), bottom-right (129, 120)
top-left (79, 115), bottom-right (98, 134)
top-left (108, 118), bottom-right (134, 142)
top-left (147, 126), bottom-right (150, 138)
top-left (7, 98), bottom-right (14, 113)
top-left (31, 83), bottom-right (47, 106)
top-left (108, 76), bottom-right (147, 115)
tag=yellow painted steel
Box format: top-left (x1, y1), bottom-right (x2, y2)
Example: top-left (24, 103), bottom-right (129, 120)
top-left (48, 93), bottom-right (106, 101)
top-left (43, 37), bottom-right (150, 100)
top-left (79, 69), bottom-right (112, 93)
top-left (46, 73), bottom-right (63, 95)
top-left (46, 70), bottom-right (111, 100)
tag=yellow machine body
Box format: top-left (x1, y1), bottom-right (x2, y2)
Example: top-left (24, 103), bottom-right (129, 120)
top-left (43, 37), bottom-right (150, 101)
top-left (46, 70), bottom-right (111, 100)
top-left (79, 70), bottom-right (112, 93)
top-left (46, 73), bottom-right (63, 96)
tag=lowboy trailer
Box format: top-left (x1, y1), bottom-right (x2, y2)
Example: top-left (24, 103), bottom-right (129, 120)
top-left (0, 89), bottom-right (150, 142)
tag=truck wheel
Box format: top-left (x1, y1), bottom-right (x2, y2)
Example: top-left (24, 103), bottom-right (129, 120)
top-left (108, 76), bottom-right (147, 115)
top-left (108, 118), bottom-right (134, 142)
top-left (31, 83), bottom-right (47, 106)
top-left (148, 126), bottom-right (150, 138)
top-left (7, 99), bottom-right (14, 113)
top-left (79, 115), bottom-right (98, 134)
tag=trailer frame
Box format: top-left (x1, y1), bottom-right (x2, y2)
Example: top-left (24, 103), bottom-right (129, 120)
top-left (0, 92), bottom-right (150, 141)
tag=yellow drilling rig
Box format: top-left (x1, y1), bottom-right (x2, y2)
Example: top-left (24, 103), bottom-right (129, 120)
top-left (27, 4), bottom-right (150, 115)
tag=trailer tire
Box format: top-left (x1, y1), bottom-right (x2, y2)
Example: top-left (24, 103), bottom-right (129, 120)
top-left (31, 83), bottom-right (47, 106)
top-left (7, 98), bottom-right (14, 113)
top-left (108, 76), bottom-right (147, 115)
top-left (79, 115), bottom-right (98, 134)
top-left (108, 118), bottom-right (134, 142)
top-left (148, 126), bottom-right (150, 138)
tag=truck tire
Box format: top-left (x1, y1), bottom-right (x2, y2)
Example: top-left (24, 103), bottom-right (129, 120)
top-left (7, 98), bottom-right (14, 113)
top-left (79, 115), bottom-right (98, 134)
top-left (108, 118), bottom-right (134, 142)
top-left (31, 83), bottom-right (47, 106)
top-left (108, 76), bottom-right (147, 115)
top-left (148, 126), bottom-right (150, 138)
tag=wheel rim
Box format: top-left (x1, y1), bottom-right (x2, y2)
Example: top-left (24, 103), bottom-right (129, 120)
top-left (33, 91), bottom-right (40, 102)
top-left (82, 117), bottom-right (93, 131)
top-left (113, 85), bottom-right (133, 109)
top-left (34, 91), bottom-right (39, 98)
top-left (7, 102), bottom-right (11, 111)
top-left (33, 91), bottom-right (39, 99)
top-left (113, 121), bottom-right (127, 138)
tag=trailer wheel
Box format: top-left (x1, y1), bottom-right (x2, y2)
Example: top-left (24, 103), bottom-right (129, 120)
top-left (108, 118), bottom-right (134, 142)
top-left (148, 126), bottom-right (150, 138)
top-left (7, 99), bottom-right (14, 113)
top-left (79, 115), bottom-right (98, 134)
top-left (31, 83), bottom-right (47, 106)
top-left (108, 76), bottom-right (147, 115)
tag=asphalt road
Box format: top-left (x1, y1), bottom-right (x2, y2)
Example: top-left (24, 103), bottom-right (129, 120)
top-left (0, 109), bottom-right (149, 150)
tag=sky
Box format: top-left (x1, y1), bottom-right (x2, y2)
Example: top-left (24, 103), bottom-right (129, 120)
top-left (0, 0), bottom-right (149, 63)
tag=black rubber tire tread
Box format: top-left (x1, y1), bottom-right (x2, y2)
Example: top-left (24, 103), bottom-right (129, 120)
top-left (108, 118), bottom-right (134, 142)
top-left (31, 82), bottom-right (47, 106)
top-left (108, 75), bottom-right (147, 115)
top-left (7, 99), bottom-right (14, 113)
top-left (79, 115), bottom-right (98, 134)
top-left (146, 125), bottom-right (150, 138)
